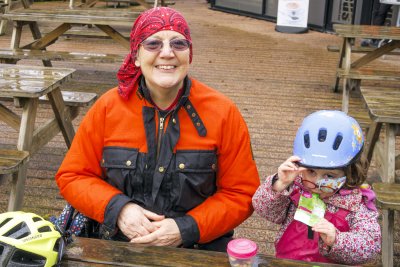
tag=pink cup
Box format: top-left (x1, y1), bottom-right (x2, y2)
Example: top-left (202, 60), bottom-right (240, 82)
top-left (227, 238), bottom-right (258, 267)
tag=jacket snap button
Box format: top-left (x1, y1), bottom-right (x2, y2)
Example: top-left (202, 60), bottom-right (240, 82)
top-left (172, 118), bottom-right (176, 124)
top-left (126, 160), bottom-right (132, 166)
top-left (191, 113), bottom-right (196, 117)
top-left (102, 159), bottom-right (105, 164)
top-left (179, 163), bottom-right (185, 169)
top-left (211, 164), bottom-right (216, 170)
top-left (159, 166), bottom-right (165, 173)
top-left (186, 104), bottom-right (191, 109)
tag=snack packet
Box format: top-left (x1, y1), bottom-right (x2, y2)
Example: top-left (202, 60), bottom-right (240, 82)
top-left (294, 192), bottom-right (326, 226)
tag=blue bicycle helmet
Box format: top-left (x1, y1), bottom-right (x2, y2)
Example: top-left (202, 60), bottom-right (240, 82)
top-left (293, 110), bottom-right (364, 169)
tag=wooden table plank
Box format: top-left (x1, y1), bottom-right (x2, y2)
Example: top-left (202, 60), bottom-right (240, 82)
top-left (62, 237), bottom-right (350, 267)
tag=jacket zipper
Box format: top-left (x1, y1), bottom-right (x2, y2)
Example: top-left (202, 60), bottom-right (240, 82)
top-left (156, 114), bottom-right (165, 160)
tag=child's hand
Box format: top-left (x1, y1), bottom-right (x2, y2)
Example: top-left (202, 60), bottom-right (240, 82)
top-left (312, 218), bottom-right (336, 247)
top-left (273, 156), bottom-right (305, 192)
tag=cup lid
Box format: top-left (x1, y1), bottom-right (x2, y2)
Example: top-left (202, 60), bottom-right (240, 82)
top-left (227, 238), bottom-right (258, 259)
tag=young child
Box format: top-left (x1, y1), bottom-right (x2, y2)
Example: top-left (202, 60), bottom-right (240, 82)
top-left (252, 110), bottom-right (381, 265)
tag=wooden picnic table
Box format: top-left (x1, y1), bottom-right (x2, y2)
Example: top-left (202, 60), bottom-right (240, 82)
top-left (61, 237), bottom-right (350, 267)
top-left (332, 24), bottom-right (400, 113)
top-left (0, 8), bottom-right (140, 64)
top-left (0, 64), bottom-right (80, 211)
top-left (359, 85), bottom-right (400, 267)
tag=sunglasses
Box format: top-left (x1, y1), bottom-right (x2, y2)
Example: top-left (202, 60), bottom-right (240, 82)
top-left (141, 38), bottom-right (191, 52)
top-left (298, 176), bottom-right (346, 193)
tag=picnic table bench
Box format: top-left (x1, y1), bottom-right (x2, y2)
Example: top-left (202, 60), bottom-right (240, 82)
top-left (0, 149), bottom-right (29, 210)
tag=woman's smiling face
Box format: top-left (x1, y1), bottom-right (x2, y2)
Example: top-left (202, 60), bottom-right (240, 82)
top-left (135, 30), bottom-right (190, 94)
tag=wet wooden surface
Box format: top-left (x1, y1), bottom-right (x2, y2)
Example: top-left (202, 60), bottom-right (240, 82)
top-left (0, 64), bottom-right (74, 98)
top-left (1, 8), bottom-right (140, 27)
top-left (62, 237), bottom-right (350, 267)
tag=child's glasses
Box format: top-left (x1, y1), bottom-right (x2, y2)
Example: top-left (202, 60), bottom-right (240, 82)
top-left (300, 176), bottom-right (346, 193)
top-left (141, 39), bottom-right (191, 52)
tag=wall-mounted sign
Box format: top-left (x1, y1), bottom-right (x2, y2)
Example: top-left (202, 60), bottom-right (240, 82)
top-left (276, 0), bottom-right (309, 33)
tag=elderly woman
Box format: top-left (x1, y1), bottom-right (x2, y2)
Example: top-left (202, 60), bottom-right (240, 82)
top-left (55, 7), bottom-right (260, 251)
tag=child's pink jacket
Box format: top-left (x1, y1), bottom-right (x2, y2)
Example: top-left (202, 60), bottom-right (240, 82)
top-left (252, 175), bottom-right (381, 265)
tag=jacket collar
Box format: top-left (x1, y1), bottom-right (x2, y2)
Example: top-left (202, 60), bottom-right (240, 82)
top-left (137, 76), bottom-right (206, 137)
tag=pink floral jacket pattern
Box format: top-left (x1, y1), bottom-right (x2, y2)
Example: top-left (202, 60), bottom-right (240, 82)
top-left (252, 175), bottom-right (381, 265)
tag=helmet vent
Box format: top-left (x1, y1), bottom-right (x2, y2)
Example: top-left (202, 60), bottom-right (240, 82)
top-left (32, 217), bottom-right (42, 222)
top-left (38, 226), bottom-right (51, 233)
top-left (303, 132), bottom-right (310, 148)
top-left (318, 129), bottom-right (327, 142)
top-left (333, 134), bottom-right (343, 150)
top-left (4, 222), bottom-right (30, 239)
top-left (0, 218), bottom-right (12, 228)
top-left (11, 249), bottom-right (46, 265)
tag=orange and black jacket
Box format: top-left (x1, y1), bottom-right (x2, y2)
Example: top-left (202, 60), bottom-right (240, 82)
top-left (56, 77), bottom-right (260, 246)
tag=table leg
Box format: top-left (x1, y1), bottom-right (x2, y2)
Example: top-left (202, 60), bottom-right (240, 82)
top-left (341, 37), bottom-right (352, 113)
top-left (0, 0), bottom-right (10, 36)
top-left (10, 22), bottom-right (23, 50)
top-left (364, 121), bottom-right (382, 168)
top-left (382, 124), bottom-right (396, 184)
top-left (334, 39), bottom-right (345, 93)
top-left (381, 209), bottom-right (394, 267)
top-left (28, 21), bottom-right (52, 67)
top-left (8, 98), bottom-right (38, 211)
top-left (96, 24), bottom-right (130, 50)
top-left (47, 87), bottom-right (75, 148)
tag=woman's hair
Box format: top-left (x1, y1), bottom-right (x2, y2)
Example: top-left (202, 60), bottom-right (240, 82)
top-left (343, 152), bottom-right (368, 188)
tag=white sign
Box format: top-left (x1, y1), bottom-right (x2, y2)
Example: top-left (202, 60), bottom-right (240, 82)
top-left (277, 0), bottom-right (309, 28)
top-left (380, 0), bottom-right (400, 5)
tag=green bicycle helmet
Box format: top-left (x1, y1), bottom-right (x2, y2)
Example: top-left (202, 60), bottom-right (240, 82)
top-left (0, 211), bottom-right (65, 267)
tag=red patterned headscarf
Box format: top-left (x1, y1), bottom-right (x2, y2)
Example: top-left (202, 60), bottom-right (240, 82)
top-left (117, 7), bottom-right (192, 100)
